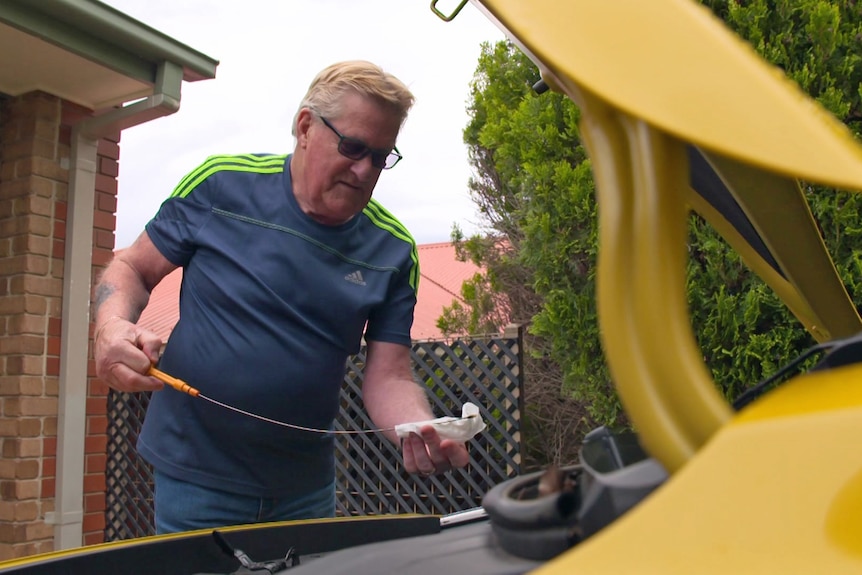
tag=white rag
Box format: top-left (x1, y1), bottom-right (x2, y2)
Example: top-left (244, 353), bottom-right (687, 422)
top-left (394, 402), bottom-right (486, 442)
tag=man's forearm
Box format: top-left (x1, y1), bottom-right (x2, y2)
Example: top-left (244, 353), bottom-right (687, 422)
top-left (92, 261), bottom-right (151, 326)
top-left (364, 376), bottom-right (434, 444)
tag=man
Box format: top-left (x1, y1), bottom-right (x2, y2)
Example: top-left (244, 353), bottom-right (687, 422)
top-left (93, 60), bottom-right (470, 534)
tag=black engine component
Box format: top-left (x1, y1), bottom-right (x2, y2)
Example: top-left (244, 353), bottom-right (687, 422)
top-left (481, 426), bottom-right (667, 561)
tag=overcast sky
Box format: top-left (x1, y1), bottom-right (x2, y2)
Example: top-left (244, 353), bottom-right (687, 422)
top-left (99, 0), bottom-right (506, 248)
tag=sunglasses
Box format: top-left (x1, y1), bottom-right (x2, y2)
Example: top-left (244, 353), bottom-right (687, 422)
top-left (317, 115), bottom-right (403, 170)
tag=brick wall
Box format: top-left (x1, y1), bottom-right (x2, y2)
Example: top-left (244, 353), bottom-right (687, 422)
top-left (0, 91), bottom-right (119, 559)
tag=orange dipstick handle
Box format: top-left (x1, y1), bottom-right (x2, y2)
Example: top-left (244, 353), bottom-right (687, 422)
top-left (148, 366), bottom-right (200, 397)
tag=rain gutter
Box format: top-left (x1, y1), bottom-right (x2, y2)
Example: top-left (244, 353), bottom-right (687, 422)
top-left (0, 0), bottom-right (217, 86)
top-left (49, 61), bottom-right (183, 550)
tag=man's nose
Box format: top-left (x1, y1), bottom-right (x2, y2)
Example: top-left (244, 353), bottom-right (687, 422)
top-left (349, 154), bottom-right (378, 178)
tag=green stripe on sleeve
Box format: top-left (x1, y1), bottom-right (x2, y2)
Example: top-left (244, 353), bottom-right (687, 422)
top-left (363, 199), bottom-right (420, 292)
top-left (170, 154), bottom-right (287, 199)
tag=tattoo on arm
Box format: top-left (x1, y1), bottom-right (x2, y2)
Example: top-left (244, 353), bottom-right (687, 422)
top-left (91, 282), bottom-right (118, 319)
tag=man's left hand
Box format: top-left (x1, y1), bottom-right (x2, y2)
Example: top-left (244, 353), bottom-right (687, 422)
top-left (402, 425), bottom-right (470, 477)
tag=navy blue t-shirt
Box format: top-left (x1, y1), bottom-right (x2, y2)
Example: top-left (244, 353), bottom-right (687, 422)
top-left (137, 153), bottom-right (418, 497)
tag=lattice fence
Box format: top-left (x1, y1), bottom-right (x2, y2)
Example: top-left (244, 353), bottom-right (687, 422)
top-left (105, 334), bottom-right (523, 541)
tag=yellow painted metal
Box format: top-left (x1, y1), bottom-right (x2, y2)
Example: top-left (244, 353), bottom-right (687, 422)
top-left (701, 153), bottom-right (862, 341)
top-left (577, 90), bottom-right (731, 472)
top-left (470, 0), bottom-right (862, 191)
top-left (470, 0), bottom-right (862, 468)
top-left (684, 191), bottom-right (828, 340)
top-left (532, 366), bottom-right (862, 574)
top-left (467, 0), bottom-right (862, 570)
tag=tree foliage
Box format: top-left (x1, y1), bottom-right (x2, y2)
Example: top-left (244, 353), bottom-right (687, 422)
top-left (449, 1), bottom-right (862, 467)
top-left (690, 0), bottom-right (862, 398)
top-left (444, 42), bottom-right (613, 467)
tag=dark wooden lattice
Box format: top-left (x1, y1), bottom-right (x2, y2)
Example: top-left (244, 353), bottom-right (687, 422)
top-left (104, 391), bottom-right (154, 541)
top-left (105, 335), bottom-right (522, 540)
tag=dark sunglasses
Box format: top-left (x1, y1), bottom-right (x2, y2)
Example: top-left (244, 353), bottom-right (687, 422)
top-left (317, 115), bottom-right (403, 170)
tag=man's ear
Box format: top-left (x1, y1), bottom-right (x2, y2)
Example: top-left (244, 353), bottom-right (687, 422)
top-left (295, 108), bottom-right (314, 147)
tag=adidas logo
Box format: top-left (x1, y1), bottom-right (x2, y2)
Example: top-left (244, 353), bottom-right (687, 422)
top-left (344, 270), bottom-right (366, 286)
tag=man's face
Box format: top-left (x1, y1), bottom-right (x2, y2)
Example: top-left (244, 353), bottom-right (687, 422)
top-left (294, 92), bottom-right (402, 226)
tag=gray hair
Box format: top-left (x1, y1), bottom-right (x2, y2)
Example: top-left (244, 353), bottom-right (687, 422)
top-left (292, 60), bottom-right (415, 136)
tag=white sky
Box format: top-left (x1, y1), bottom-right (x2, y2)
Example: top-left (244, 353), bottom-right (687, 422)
top-left (100, 0), bottom-right (507, 248)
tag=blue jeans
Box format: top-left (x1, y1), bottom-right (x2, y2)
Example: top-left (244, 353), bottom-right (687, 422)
top-left (153, 469), bottom-right (336, 534)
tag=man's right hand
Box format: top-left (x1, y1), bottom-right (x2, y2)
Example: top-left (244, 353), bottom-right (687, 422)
top-left (94, 316), bottom-right (164, 393)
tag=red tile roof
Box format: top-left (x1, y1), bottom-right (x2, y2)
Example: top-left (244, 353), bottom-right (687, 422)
top-left (137, 242), bottom-right (481, 343)
top-left (412, 242), bottom-right (482, 341)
